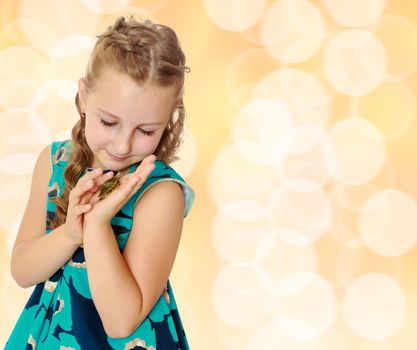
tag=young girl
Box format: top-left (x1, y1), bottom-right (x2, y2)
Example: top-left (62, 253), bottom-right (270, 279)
top-left (5, 15), bottom-right (195, 350)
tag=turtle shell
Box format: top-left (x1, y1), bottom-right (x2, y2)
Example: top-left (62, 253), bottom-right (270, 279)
top-left (99, 176), bottom-right (121, 200)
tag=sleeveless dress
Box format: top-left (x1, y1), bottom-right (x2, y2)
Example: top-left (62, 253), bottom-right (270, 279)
top-left (5, 139), bottom-right (195, 350)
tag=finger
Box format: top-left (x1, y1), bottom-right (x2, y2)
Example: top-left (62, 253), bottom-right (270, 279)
top-left (80, 189), bottom-right (97, 205)
top-left (72, 203), bottom-right (92, 216)
top-left (124, 165), bottom-right (154, 197)
top-left (141, 154), bottom-right (156, 165)
top-left (127, 171), bottom-right (148, 195)
top-left (88, 171), bottom-right (115, 192)
top-left (80, 171), bottom-right (116, 205)
top-left (136, 163), bottom-right (155, 182)
top-left (70, 178), bottom-right (94, 204)
top-left (72, 170), bottom-right (114, 203)
top-left (81, 167), bottom-right (104, 181)
top-left (131, 155), bottom-right (155, 176)
top-left (89, 191), bottom-right (101, 206)
top-left (95, 161), bottom-right (154, 205)
top-left (103, 173), bottom-right (141, 203)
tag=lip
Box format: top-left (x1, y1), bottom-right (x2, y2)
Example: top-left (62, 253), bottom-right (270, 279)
top-left (107, 151), bottom-right (129, 161)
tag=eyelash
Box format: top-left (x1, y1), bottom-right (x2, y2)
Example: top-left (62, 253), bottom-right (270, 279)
top-left (99, 119), bottom-right (155, 136)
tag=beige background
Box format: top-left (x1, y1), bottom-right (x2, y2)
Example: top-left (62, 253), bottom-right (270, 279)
top-left (1, 0), bottom-right (417, 349)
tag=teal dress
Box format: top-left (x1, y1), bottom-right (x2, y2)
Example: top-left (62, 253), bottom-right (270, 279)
top-left (5, 139), bottom-right (195, 350)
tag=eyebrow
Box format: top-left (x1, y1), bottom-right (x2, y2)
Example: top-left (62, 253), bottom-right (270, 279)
top-left (97, 108), bottom-right (164, 126)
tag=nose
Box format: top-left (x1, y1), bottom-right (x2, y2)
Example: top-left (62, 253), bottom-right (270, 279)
top-left (113, 134), bottom-right (132, 157)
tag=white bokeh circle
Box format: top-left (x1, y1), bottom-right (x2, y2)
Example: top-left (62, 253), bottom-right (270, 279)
top-left (211, 264), bottom-right (275, 329)
top-left (323, 29), bottom-right (387, 96)
top-left (0, 45), bottom-right (49, 81)
top-left (79, 0), bottom-right (131, 14)
top-left (322, 0), bottom-right (386, 27)
top-left (232, 98), bottom-right (295, 164)
top-left (204, 0), bottom-right (268, 32)
top-left (323, 117), bottom-right (386, 185)
top-left (261, 0), bottom-right (326, 63)
top-left (268, 184), bottom-right (332, 245)
top-left (359, 189), bottom-right (417, 256)
top-left (342, 273), bottom-right (406, 340)
top-left (253, 68), bottom-right (331, 128)
top-left (273, 272), bottom-right (336, 339)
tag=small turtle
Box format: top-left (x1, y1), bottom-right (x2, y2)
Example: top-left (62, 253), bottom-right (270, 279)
top-left (99, 175), bottom-right (121, 200)
top-left (86, 168), bottom-right (122, 200)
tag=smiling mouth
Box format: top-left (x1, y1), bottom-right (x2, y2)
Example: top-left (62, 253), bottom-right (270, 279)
top-left (107, 151), bottom-right (129, 161)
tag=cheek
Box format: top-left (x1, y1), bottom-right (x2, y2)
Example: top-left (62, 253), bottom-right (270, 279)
top-left (134, 135), bottom-right (162, 154)
top-left (84, 120), bottom-right (106, 147)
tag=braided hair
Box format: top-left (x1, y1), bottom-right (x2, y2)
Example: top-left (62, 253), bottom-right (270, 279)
top-left (50, 15), bottom-right (190, 229)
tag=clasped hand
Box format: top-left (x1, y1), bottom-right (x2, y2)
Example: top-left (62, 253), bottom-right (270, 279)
top-left (65, 155), bottom-right (156, 245)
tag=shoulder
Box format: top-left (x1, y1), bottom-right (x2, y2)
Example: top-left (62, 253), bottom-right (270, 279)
top-left (133, 180), bottom-right (185, 217)
top-left (131, 160), bottom-right (195, 218)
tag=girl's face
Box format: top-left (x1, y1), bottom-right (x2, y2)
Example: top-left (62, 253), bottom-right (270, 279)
top-left (78, 67), bottom-right (176, 172)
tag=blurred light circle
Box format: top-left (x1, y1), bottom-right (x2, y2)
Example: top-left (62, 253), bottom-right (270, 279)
top-left (79, 0), bottom-right (130, 14)
top-left (261, 0), bottom-right (326, 63)
top-left (225, 48), bottom-right (280, 93)
top-left (323, 117), bottom-right (386, 185)
top-left (272, 184), bottom-right (332, 231)
top-left (330, 182), bottom-right (378, 213)
top-left (20, 0), bottom-right (99, 51)
top-left (0, 80), bottom-right (40, 110)
top-left (212, 212), bottom-right (275, 265)
top-left (211, 264), bottom-right (275, 329)
top-left (260, 238), bottom-right (317, 291)
top-left (268, 184), bottom-right (332, 244)
top-left (0, 46), bottom-right (49, 80)
top-left (232, 98), bottom-right (295, 162)
top-left (253, 68), bottom-right (331, 128)
top-left (246, 319), bottom-right (321, 349)
top-left (169, 128), bottom-right (198, 178)
top-left (0, 110), bottom-right (45, 149)
top-left (322, 0), bottom-right (386, 27)
top-left (342, 273), bottom-right (406, 340)
top-left (323, 29), bottom-right (387, 96)
top-left (273, 272), bottom-right (336, 339)
top-left (204, 0), bottom-right (268, 32)
top-left (273, 125), bottom-right (333, 190)
top-left (359, 189), bottom-right (417, 256)
top-left (221, 199), bottom-right (268, 222)
top-left (45, 35), bottom-right (95, 58)
top-left (328, 222), bottom-right (362, 248)
top-left (0, 153), bottom-right (36, 176)
top-left (209, 142), bottom-right (279, 208)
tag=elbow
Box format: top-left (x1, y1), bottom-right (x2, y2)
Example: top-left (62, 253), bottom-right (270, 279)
top-left (10, 254), bottom-right (34, 289)
top-left (104, 314), bottom-right (145, 339)
top-left (10, 267), bottom-right (31, 289)
top-left (10, 261), bottom-right (24, 289)
top-left (104, 324), bottom-right (135, 339)
top-left (9, 251), bottom-right (24, 288)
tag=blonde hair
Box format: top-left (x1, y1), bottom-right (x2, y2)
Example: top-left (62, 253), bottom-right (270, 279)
top-left (50, 15), bottom-right (190, 229)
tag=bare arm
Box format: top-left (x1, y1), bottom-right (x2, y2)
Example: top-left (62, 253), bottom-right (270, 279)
top-left (10, 144), bottom-right (80, 289)
top-left (11, 223), bottom-right (80, 288)
top-left (83, 181), bottom-right (185, 338)
top-left (83, 221), bottom-right (142, 338)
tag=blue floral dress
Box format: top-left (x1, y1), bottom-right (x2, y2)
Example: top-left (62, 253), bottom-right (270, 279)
top-left (5, 139), bottom-right (195, 350)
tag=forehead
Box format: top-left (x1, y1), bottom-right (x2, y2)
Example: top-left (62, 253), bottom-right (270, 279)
top-left (89, 68), bottom-right (177, 122)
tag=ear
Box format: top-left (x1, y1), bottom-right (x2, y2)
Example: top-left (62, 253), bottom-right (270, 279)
top-left (78, 78), bottom-right (88, 109)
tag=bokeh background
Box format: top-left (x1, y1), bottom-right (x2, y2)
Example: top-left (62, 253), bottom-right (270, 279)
top-left (1, 0), bottom-right (417, 349)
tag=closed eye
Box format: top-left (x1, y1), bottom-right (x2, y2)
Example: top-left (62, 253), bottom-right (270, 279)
top-left (99, 119), bottom-right (155, 136)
